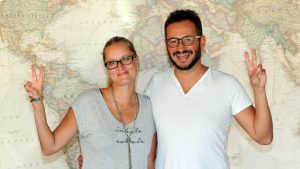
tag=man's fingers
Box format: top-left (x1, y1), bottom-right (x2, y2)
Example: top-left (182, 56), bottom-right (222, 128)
top-left (258, 68), bottom-right (266, 76)
top-left (255, 64), bottom-right (263, 75)
top-left (261, 69), bottom-right (266, 75)
top-left (251, 48), bottom-right (257, 66)
top-left (244, 51), bottom-right (251, 68)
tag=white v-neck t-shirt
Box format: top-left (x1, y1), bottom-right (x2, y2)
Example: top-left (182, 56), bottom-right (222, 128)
top-left (144, 67), bottom-right (252, 169)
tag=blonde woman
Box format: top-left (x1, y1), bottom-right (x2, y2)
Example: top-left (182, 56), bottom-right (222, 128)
top-left (24, 36), bottom-right (156, 169)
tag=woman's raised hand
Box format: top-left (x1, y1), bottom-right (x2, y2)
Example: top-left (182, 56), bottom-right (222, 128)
top-left (24, 65), bottom-right (44, 98)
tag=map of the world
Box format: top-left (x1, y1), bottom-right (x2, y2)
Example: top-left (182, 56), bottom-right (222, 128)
top-left (1, 0), bottom-right (300, 169)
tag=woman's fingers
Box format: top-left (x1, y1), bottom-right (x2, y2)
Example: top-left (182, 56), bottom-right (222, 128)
top-left (31, 65), bottom-right (37, 82)
top-left (32, 65), bottom-right (44, 82)
top-left (38, 66), bottom-right (44, 82)
top-left (26, 65), bottom-right (44, 98)
top-left (24, 81), bottom-right (32, 92)
top-left (24, 82), bottom-right (41, 98)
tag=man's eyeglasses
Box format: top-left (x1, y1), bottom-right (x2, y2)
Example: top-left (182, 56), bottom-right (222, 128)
top-left (104, 55), bottom-right (136, 70)
top-left (166, 35), bottom-right (201, 48)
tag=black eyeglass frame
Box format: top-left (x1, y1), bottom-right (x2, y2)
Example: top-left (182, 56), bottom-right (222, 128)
top-left (166, 35), bottom-right (201, 48)
top-left (104, 55), bottom-right (136, 70)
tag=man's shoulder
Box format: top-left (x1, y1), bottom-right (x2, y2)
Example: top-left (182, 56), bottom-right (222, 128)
top-left (144, 68), bottom-right (171, 96)
top-left (209, 68), bottom-right (236, 81)
top-left (207, 68), bottom-right (242, 88)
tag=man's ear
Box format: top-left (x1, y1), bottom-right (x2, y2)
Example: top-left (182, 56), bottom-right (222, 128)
top-left (200, 35), bottom-right (206, 52)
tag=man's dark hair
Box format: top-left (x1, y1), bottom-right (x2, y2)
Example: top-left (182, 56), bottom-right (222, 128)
top-left (164, 9), bottom-right (202, 37)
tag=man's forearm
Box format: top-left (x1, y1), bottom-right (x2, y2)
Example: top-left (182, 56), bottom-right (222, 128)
top-left (253, 88), bottom-right (273, 144)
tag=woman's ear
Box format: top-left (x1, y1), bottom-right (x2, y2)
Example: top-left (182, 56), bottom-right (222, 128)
top-left (135, 55), bottom-right (139, 69)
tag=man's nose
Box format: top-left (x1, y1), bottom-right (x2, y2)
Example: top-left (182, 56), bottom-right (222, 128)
top-left (176, 40), bottom-right (185, 50)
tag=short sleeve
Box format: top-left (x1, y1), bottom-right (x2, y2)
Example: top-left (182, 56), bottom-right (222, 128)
top-left (71, 89), bottom-right (96, 136)
top-left (229, 78), bottom-right (253, 115)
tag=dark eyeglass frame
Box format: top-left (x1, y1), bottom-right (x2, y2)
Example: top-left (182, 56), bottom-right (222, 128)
top-left (104, 55), bottom-right (136, 70)
top-left (166, 35), bottom-right (201, 48)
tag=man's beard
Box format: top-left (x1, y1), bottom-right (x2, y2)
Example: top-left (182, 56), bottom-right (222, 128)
top-left (168, 47), bottom-right (201, 71)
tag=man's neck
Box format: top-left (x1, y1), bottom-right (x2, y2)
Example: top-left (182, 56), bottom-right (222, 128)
top-left (174, 62), bottom-right (208, 93)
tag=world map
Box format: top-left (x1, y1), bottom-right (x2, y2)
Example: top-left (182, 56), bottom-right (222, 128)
top-left (1, 0), bottom-right (300, 169)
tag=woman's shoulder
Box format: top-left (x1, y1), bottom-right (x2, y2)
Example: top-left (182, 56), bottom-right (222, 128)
top-left (73, 88), bottom-right (100, 105)
top-left (137, 93), bottom-right (152, 112)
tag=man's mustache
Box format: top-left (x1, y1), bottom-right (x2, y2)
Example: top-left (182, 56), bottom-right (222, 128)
top-left (173, 50), bottom-right (193, 55)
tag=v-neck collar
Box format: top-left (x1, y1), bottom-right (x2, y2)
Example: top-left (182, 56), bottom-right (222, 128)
top-left (170, 67), bottom-right (210, 97)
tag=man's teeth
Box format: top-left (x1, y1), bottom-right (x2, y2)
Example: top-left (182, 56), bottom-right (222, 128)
top-left (176, 52), bottom-right (190, 57)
